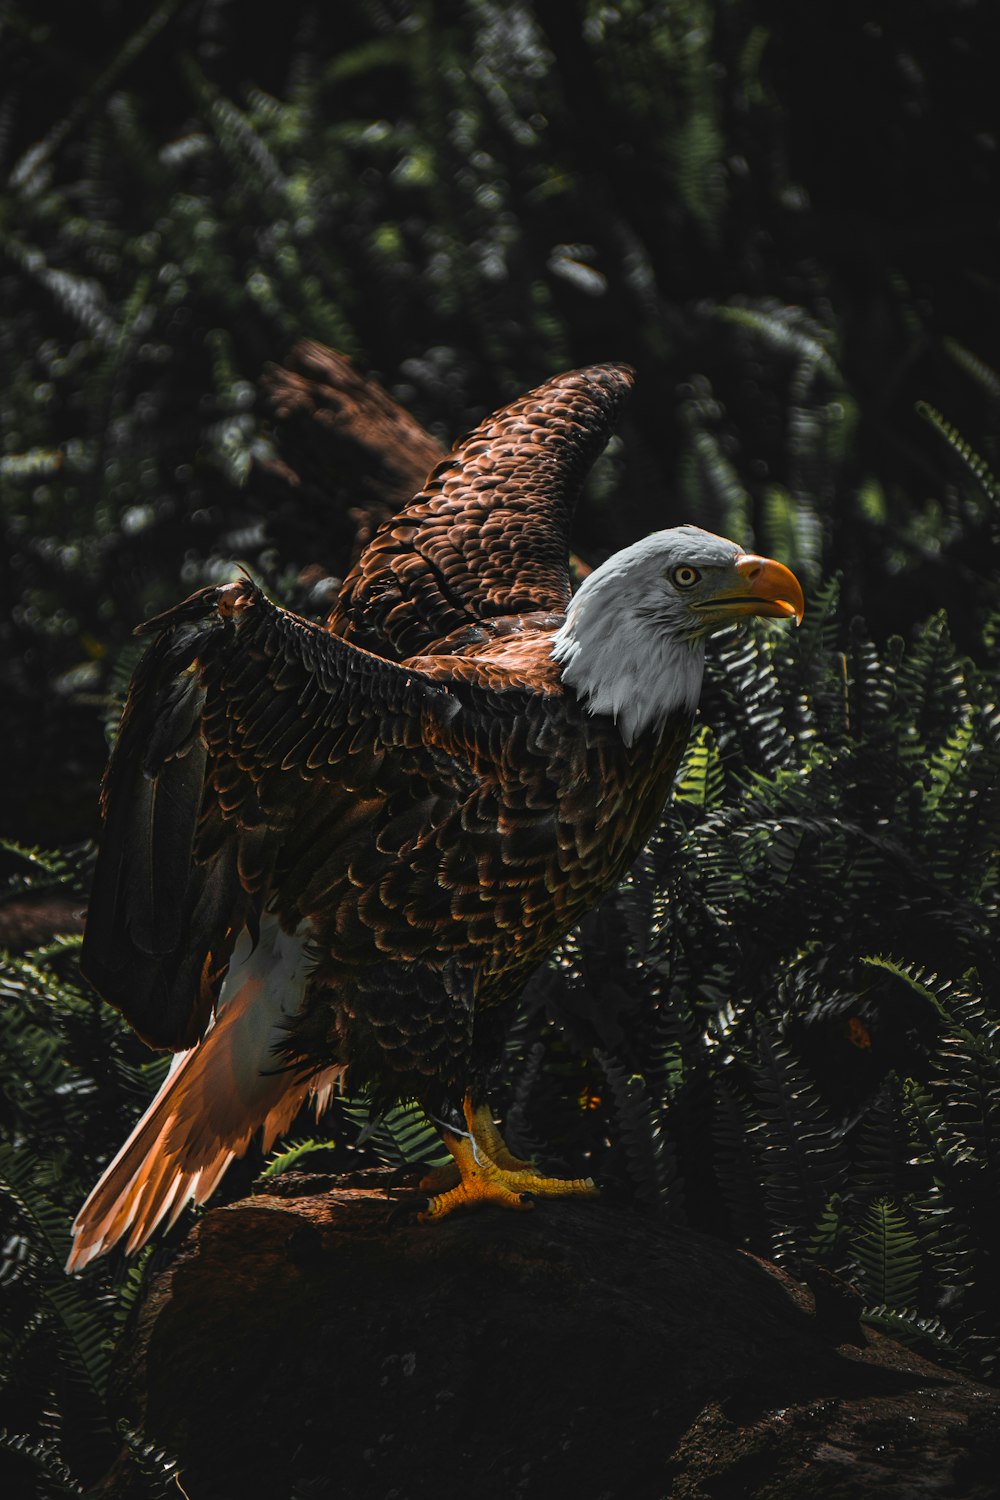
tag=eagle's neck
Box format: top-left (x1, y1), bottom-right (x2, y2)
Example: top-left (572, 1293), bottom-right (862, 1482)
top-left (551, 574), bottom-right (705, 746)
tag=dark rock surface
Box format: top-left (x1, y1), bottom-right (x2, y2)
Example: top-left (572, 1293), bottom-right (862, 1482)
top-left (93, 1172), bottom-right (1000, 1500)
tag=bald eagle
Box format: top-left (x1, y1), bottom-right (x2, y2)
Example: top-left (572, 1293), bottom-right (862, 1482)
top-left (67, 364), bottom-right (803, 1270)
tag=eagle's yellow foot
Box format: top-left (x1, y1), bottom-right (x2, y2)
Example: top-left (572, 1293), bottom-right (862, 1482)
top-left (418, 1102), bottom-right (534, 1194)
top-left (419, 1096), bottom-right (598, 1221)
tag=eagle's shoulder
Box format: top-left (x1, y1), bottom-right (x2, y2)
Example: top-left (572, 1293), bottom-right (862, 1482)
top-left (404, 618), bottom-right (567, 702)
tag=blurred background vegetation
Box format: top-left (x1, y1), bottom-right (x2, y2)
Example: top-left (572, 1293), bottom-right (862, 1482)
top-left (0, 1), bottom-right (998, 1494)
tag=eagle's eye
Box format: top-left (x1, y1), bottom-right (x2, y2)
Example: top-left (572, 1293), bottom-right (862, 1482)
top-left (671, 565), bottom-right (701, 589)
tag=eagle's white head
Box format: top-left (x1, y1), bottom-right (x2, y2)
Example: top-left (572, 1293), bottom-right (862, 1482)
top-left (551, 525), bottom-right (804, 745)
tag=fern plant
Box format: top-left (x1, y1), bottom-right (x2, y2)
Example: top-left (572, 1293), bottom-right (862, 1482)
top-left (513, 591), bottom-right (999, 1376)
top-left (0, 848), bottom-right (164, 1495)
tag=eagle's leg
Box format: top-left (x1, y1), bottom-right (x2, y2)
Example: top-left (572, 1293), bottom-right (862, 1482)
top-left (466, 1102), bottom-right (535, 1172)
top-left (419, 1092), bottom-right (598, 1221)
top-left (418, 1100), bottom-right (533, 1193)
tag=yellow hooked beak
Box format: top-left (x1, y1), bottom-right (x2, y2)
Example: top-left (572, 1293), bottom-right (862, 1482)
top-left (695, 554), bottom-right (805, 626)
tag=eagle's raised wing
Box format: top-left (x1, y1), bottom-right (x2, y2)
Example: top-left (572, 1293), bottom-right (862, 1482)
top-left (80, 577), bottom-right (520, 1054)
top-left (328, 362), bottom-right (635, 658)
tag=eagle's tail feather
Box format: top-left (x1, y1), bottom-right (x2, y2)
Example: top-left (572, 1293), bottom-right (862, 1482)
top-left (67, 917), bottom-right (341, 1272)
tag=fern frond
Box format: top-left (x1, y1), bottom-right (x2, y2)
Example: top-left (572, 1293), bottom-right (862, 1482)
top-left (746, 1021), bottom-right (847, 1264)
top-left (257, 1137), bottom-right (338, 1181)
top-left (595, 1052), bottom-right (682, 1216)
top-left (943, 337), bottom-right (1000, 405)
top-left (807, 1192), bottom-right (850, 1270)
top-left (916, 401), bottom-right (1000, 502)
top-left (716, 303), bottom-right (840, 381)
top-left (0, 1429), bottom-right (84, 1495)
top-left (0, 1146), bottom-right (112, 1406)
top-left (341, 1099), bottom-right (450, 1169)
top-left (673, 725), bottom-right (725, 813)
top-left (861, 1305), bottom-right (961, 1363)
top-left (860, 956), bottom-right (949, 1019)
top-left (853, 1075), bottom-right (918, 1206)
top-left (850, 1198), bottom-right (922, 1309)
top-left (114, 1419), bottom-right (181, 1496)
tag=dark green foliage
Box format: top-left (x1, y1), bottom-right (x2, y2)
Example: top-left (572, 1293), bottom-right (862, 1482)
top-left (0, 851), bottom-right (170, 1495)
top-left (1, 1), bottom-right (999, 1492)
top-left (514, 602), bottom-right (1000, 1378)
top-left (595, 1051), bottom-right (682, 1215)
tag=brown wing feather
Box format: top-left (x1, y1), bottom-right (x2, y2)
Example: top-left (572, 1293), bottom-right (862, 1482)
top-left (258, 340), bottom-right (445, 556)
top-left (81, 578), bottom-right (473, 1052)
top-left (329, 363), bottom-right (635, 658)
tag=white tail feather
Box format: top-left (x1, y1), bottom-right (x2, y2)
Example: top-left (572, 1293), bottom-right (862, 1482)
top-left (67, 917), bottom-right (342, 1272)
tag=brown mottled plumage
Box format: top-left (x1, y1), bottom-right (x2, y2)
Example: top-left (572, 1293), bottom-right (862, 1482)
top-left (328, 364), bottom-right (630, 657)
top-left (69, 364), bottom-right (803, 1269)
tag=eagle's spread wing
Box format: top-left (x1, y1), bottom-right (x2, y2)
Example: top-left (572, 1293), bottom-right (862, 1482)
top-left (328, 362), bottom-right (635, 658)
top-left (81, 577), bottom-right (545, 1054)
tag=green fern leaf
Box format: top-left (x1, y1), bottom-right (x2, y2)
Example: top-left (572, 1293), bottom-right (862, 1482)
top-left (850, 1198), bottom-right (922, 1309)
top-left (917, 401), bottom-right (1000, 502)
top-left (257, 1137), bottom-right (339, 1181)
